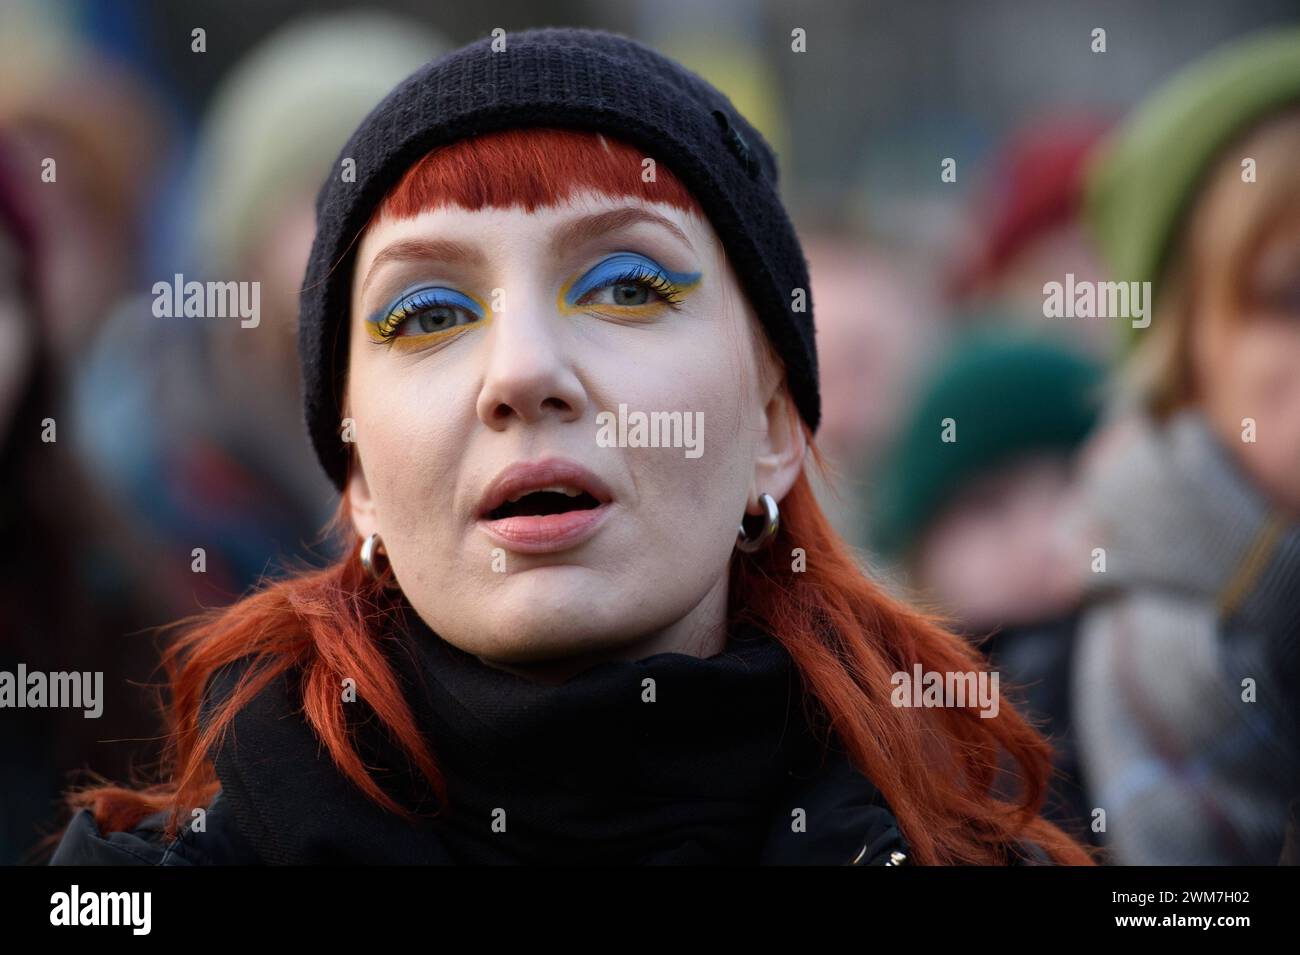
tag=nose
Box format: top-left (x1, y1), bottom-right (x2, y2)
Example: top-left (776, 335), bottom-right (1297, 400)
top-left (475, 294), bottom-right (587, 430)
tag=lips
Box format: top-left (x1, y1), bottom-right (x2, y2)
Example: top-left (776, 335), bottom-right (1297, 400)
top-left (476, 458), bottom-right (615, 554)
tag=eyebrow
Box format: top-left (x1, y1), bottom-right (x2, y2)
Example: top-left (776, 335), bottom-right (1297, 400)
top-left (359, 207), bottom-right (695, 302)
top-left (359, 237), bottom-right (488, 300)
top-left (549, 207), bottom-right (695, 256)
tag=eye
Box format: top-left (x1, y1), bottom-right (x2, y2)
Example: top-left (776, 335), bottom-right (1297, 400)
top-left (374, 287), bottom-right (484, 341)
top-left (567, 253), bottom-right (700, 312)
top-left (392, 302), bottom-right (478, 336)
top-left (576, 273), bottom-right (668, 308)
top-left (1273, 274), bottom-right (1300, 316)
top-left (609, 281), bottom-right (651, 306)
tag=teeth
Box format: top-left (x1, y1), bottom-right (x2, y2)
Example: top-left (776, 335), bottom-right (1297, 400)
top-left (505, 485), bottom-right (584, 504)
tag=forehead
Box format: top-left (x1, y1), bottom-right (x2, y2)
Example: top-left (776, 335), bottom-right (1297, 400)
top-left (353, 191), bottom-right (716, 277)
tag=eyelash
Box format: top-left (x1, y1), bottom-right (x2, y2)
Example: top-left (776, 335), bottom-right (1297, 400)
top-left (579, 266), bottom-right (688, 308)
top-left (372, 290), bottom-right (482, 344)
top-left (369, 257), bottom-right (693, 347)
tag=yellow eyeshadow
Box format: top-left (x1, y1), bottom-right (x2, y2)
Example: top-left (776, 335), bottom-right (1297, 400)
top-left (367, 286), bottom-right (491, 345)
top-left (366, 317), bottom-right (487, 349)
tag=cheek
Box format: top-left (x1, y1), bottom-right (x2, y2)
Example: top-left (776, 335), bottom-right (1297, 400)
top-left (1214, 321), bottom-right (1300, 420)
top-left (1197, 319), bottom-right (1300, 509)
top-left (592, 281), bottom-right (751, 421)
top-left (349, 356), bottom-right (467, 533)
top-left (927, 514), bottom-right (999, 575)
top-left (583, 305), bottom-right (757, 553)
top-left (915, 514), bottom-right (1005, 616)
top-left (1239, 324), bottom-right (1300, 467)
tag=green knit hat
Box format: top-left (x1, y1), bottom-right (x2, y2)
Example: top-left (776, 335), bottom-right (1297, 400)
top-left (869, 330), bottom-right (1104, 561)
top-left (1085, 27), bottom-right (1300, 349)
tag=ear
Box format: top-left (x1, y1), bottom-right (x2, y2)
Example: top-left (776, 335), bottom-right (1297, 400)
top-left (344, 401), bottom-right (379, 539)
top-left (347, 458), bottom-right (380, 539)
top-left (747, 383), bottom-right (807, 515)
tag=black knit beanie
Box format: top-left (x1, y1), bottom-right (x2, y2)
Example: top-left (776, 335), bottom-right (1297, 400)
top-left (299, 26), bottom-right (819, 489)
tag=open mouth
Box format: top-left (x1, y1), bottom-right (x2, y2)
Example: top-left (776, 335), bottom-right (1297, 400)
top-left (476, 459), bottom-right (615, 553)
top-left (486, 486), bottom-right (603, 521)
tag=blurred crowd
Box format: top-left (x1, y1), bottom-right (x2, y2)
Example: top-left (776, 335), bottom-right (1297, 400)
top-left (0, 1), bottom-right (1296, 865)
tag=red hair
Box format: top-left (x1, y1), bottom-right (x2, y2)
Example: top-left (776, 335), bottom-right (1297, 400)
top-left (59, 129), bottom-right (1094, 865)
top-left (375, 127), bottom-right (701, 219)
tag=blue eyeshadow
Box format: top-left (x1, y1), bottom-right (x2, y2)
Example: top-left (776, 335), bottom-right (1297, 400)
top-left (368, 284), bottom-right (485, 327)
top-left (566, 253), bottom-right (701, 305)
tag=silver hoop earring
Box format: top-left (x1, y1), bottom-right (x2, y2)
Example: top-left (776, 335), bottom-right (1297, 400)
top-left (359, 533), bottom-right (401, 590)
top-left (736, 492), bottom-right (780, 553)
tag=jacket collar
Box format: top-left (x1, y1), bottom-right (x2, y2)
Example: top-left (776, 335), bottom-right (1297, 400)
top-left (200, 612), bottom-right (909, 865)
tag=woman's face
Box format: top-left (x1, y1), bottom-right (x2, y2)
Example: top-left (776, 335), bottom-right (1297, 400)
top-left (1193, 211), bottom-right (1300, 515)
top-left (345, 189), bottom-right (803, 674)
top-left (912, 454), bottom-right (1086, 631)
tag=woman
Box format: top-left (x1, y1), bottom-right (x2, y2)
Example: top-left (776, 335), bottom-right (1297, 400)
top-left (50, 27), bottom-right (1092, 866)
top-left (1075, 28), bottom-right (1300, 864)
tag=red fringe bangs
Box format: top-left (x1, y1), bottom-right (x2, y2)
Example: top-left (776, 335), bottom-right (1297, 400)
top-left (376, 127), bottom-right (703, 220)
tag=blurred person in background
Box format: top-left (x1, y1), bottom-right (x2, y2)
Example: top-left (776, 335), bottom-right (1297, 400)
top-left (0, 51), bottom-right (169, 371)
top-left (0, 137), bottom-right (189, 864)
top-left (946, 114), bottom-right (1113, 359)
top-left (68, 10), bottom-right (447, 602)
top-left (803, 226), bottom-right (942, 553)
top-left (1076, 27), bottom-right (1300, 864)
top-left (869, 329), bottom-right (1105, 843)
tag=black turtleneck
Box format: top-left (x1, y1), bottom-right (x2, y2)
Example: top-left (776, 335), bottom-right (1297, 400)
top-left (193, 610), bottom-right (908, 866)
top-left (397, 613), bottom-right (824, 864)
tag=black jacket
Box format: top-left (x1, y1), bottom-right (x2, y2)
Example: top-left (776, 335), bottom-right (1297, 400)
top-left (49, 748), bottom-right (913, 866)
top-left (51, 617), bottom-right (919, 866)
top-left (48, 616), bottom-right (1057, 866)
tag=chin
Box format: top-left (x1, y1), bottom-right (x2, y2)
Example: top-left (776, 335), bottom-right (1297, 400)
top-left (465, 582), bottom-right (642, 663)
top-left (468, 620), bottom-right (634, 670)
